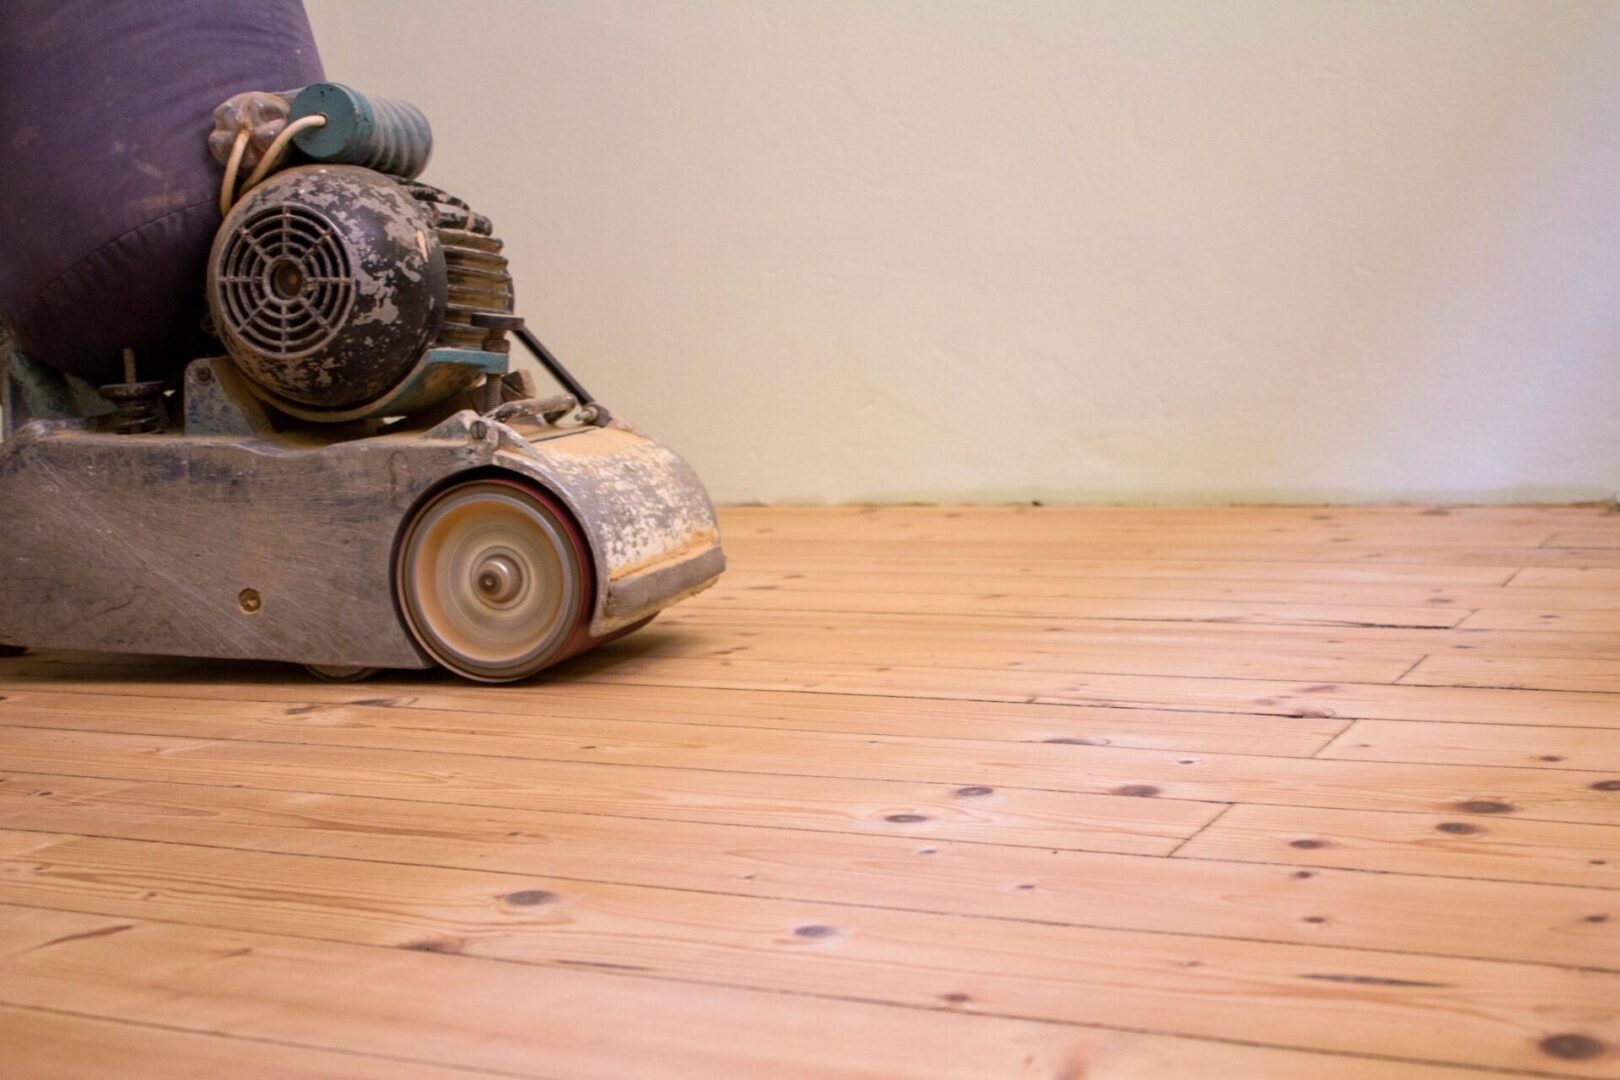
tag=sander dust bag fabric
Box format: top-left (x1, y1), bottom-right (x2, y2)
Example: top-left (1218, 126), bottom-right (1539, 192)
top-left (0, 0), bottom-right (324, 383)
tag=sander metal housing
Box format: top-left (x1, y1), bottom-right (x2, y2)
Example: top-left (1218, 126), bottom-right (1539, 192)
top-left (0, 82), bottom-right (724, 682)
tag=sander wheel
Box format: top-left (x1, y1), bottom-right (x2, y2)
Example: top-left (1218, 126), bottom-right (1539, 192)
top-left (305, 664), bottom-right (381, 682)
top-left (396, 477), bottom-right (591, 683)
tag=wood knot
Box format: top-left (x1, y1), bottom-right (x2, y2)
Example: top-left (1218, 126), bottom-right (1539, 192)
top-left (1539, 1034), bottom-right (1605, 1061)
top-left (1436, 822), bottom-right (1482, 835)
top-left (1114, 784), bottom-right (1160, 797)
top-left (1290, 839), bottom-right (1329, 850)
top-left (954, 786), bottom-right (994, 797)
top-left (794, 925), bottom-right (838, 939)
top-left (504, 890), bottom-right (557, 907)
top-left (1456, 799), bottom-right (1513, 814)
top-left (940, 991), bottom-right (972, 1005)
top-left (1591, 780), bottom-right (1620, 792)
top-left (885, 813), bottom-right (928, 824)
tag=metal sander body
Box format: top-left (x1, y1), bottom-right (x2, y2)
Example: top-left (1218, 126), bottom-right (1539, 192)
top-left (0, 355), bottom-right (722, 674)
top-left (0, 83), bottom-right (723, 682)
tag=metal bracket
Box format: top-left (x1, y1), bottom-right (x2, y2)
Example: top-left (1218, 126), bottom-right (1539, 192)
top-left (487, 393), bottom-right (577, 425)
top-left (184, 357), bottom-right (276, 436)
top-left (245, 346), bottom-right (510, 424)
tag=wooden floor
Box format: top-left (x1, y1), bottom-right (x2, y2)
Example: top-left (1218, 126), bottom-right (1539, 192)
top-left (2, 505), bottom-right (1619, 1078)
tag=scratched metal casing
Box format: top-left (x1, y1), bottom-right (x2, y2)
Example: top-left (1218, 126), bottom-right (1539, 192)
top-left (208, 165), bottom-right (447, 411)
top-left (491, 418), bottom-right (725, 634)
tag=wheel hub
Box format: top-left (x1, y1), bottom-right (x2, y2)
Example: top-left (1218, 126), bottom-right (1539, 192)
top-left (473, 553), bottom-right (523, 606)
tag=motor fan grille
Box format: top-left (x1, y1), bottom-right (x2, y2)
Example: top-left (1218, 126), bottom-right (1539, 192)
top-left (216, 204), bottom-right (356, 358)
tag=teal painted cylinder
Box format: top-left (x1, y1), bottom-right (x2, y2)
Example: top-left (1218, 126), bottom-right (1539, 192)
top-left (289, 82), bottom-right (433, 179)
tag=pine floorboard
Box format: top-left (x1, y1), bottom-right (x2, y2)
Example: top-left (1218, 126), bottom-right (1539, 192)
top-left (1, 504), bottom-right (1618, 1078)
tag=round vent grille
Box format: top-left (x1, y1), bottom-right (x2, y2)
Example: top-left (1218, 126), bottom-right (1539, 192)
top-left (216, 204), bottom-right (356, 358)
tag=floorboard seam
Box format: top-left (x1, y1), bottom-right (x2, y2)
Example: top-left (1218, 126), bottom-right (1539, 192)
top-left (4, 755), bottom-right (1616, 828)
top-left (1166, 803), bottom-right (1234, 856)
top-left (0, 911), bottom-right (1601, 1080)
top-left (11, 679), bottom-right (1620, 731)
top-left (0, 1001), bottom-right (549, 1080)
top-left (5, 778), bottom-right (1618, 891)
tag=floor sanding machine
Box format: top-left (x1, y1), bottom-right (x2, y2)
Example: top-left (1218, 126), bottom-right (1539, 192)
top-left (0, 59), bottom-right (723, 681)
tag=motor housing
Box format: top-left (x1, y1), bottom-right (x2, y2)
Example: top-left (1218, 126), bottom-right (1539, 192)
top-left (208, 164), bottom-right (448, 411)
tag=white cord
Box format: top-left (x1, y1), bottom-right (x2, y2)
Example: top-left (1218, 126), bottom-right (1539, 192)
top-left (239, 114), bottom-right (328, 194)
top-left (218, 113), bottom-right (331, 218)
top-left (218, 127), bottom-right (250, 217)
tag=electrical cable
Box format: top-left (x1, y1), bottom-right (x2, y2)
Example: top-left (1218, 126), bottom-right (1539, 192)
top-left (218, 127), bottom-right (250, 217)
top-left (240, 113), bottom-right (327, 193)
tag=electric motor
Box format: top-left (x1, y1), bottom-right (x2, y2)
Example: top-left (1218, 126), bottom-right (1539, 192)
top-left (206, 164), bottom-right (515, 416)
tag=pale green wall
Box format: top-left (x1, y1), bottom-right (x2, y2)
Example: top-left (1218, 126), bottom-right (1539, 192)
top-left (306, 0), bottom-right (1620, 504)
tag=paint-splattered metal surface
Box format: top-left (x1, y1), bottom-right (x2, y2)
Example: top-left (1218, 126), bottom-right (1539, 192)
top-left (493, 418), bottom-right (725, 632)
top-left (208, 165), bottom-right (447, 410)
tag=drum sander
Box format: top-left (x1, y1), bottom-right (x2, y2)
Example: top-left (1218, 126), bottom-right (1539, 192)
top-left (0, 81), bottom-right (723, 682)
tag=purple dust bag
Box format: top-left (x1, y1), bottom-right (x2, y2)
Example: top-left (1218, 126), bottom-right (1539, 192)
top-left (0, 0), bottom-right (324, 383)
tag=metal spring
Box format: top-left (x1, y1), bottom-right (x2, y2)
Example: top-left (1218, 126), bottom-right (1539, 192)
top-left (362, 96), bottom-right (433, 178)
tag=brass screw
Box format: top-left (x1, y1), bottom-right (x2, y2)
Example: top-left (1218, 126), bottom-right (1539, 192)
top-left (238, 588), bottom-right (262, 613)
top-left (196, 366), bottom-right (214, 384)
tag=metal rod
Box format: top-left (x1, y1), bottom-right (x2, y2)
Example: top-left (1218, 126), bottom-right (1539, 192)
top-left (513, 327), bottom-right (594, 406)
